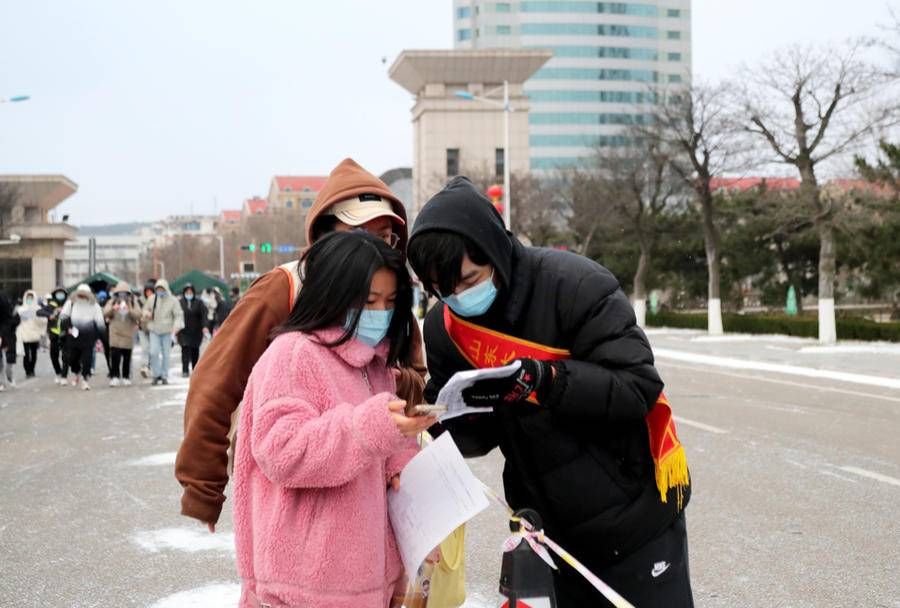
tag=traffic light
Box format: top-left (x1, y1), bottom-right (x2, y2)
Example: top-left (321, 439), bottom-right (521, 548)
top-left (240, 243), bottom-right (256, 252)
top-left (260, 242), bottom-right (272, 253)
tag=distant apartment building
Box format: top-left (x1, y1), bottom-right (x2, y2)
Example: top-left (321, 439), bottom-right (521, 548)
top-left (241, 197), bottom-right (268, 221)
top-left (63, 235), bottom-right (144, 287)
top-left (266, 176), bottom-right (328, 215)
top-left (453, 0), bottom-right (693, 170)
top-left (219, 209), bottom-right (241, 233)
top-left (136, 214), bottom-right (219, 247)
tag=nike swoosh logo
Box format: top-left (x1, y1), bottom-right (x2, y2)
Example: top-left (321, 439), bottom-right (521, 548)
top-left (651, 562), bottom-right (671, 578)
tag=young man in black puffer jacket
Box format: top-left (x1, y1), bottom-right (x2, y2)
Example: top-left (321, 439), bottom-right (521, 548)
top-left (409, 176), bottom-right (694, 607)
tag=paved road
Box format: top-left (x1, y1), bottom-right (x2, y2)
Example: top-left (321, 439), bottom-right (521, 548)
top-left (1, 333), bottom-right (898, 607)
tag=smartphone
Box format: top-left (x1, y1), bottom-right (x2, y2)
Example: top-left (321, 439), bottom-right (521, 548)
top-left (406, 404), bottom-right (447, 417)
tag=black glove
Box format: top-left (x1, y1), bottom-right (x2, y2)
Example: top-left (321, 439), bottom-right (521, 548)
top-left (462, 359), bottom-right (555, 406)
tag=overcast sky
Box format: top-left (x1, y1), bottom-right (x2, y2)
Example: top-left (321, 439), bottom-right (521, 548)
top-left (0, 0), bottom-right (895, 225)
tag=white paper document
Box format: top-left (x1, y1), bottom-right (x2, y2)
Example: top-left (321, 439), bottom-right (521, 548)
top-left (388, 433), bottom-right (490, 580)
top-left (435, 360), bottom-right (522, 422)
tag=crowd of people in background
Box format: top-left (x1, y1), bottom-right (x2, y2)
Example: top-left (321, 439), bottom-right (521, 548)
top-left (0, 280), bottom-right (234, 392)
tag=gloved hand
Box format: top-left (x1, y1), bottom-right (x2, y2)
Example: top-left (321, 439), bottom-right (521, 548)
top-left (461, 359), bottom-right (555, 406)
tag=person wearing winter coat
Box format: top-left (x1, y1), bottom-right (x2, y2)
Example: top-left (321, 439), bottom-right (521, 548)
top-left (59, 284), bottom-right (107, 391)
top-left (103, 282), bottom-right (142, 387)
top-left (233, 231), bottom-right (434, 608)
top-left (408, 177), bottom-right (694, 607)
top-left (176, 158), bottom-right (427, 533)
top-left (37, 287), bottom-right (69, 383)
top-left (138, 279), bottom-right (157, 379)
top-left (210, 288), bottom-right (230, 334)
top-left (177, 283), bottom-right (208, 378)
top-left (142, 278), bottom-right (184, 385)
top-left (15, 290), bottom-right (46, 378)
top-left (0, 290), bottom-right (19, 390)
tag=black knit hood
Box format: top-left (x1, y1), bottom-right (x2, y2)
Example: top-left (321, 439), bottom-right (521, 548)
top-left (409, 176), bottom-right (514, 289)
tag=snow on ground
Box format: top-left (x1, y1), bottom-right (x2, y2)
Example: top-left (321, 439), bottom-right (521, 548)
top-left (132, 527), bottom-right (235, 554)
top-left (125, 452), bottom-right (177, 467)
top-left (148, 583), bottom-right (241, 608)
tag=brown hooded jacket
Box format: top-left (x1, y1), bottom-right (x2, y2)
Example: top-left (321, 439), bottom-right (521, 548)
top-left (175, 158), bottom-right (427, 524)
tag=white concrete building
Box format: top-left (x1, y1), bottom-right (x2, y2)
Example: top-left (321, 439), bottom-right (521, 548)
top-left (63, 235), bottom-right (145, 287)
top-left (453, 0), bottom-right (693, 170)
top-left (389, 49), bottom-right (552, 215)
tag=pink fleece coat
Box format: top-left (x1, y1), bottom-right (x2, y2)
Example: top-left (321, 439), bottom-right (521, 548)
top-left (232, 327), bottom-right (418, 608)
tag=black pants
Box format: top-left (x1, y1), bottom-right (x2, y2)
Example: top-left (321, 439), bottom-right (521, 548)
top-left (554, 513), bottom-right (694, 608)
top-left (49, 335), bottom-right (63, 376)
top-left (110, 347), bottom-right (132, 379)
top-left (181, 345), bottom-right (200, 374)
top-left (23, 342), bottom-right (39, 376)
top-left (68, 342), bottom-right (94, 380)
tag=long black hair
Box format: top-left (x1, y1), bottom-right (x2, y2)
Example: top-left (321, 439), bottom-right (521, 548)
top-left (273, 230), bottom-right (414, 366)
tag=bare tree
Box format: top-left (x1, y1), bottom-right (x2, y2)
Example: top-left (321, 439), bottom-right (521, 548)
top-left (739, 42), bottom-right (898, 343)
top-left (652, 83), bottom-right (745, 334)
top-left (584, 130), bottom-right (684, 326)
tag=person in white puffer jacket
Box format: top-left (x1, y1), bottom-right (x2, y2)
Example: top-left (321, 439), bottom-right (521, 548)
top-left (15, 290), bottom-right (47, 379)
top-left (59, 284), bottom-right (107, 390)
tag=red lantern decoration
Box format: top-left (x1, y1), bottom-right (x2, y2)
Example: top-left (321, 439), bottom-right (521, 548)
top-left (486, 184), bottom-right (504, 213)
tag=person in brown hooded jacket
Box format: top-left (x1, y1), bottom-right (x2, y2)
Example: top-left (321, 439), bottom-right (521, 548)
top-left (175, 158), bottom-right (427, 530)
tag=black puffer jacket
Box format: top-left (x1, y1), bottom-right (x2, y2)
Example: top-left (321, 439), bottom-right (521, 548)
top-left (413, 177), bottom-right (689, 572)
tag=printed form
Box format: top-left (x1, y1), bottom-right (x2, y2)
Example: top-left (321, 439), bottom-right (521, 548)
top-left (388, 433), bottom-right (490, 579)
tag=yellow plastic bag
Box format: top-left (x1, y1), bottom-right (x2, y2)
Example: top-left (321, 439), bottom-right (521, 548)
top-left (427, 524), bottom-right (467, 607)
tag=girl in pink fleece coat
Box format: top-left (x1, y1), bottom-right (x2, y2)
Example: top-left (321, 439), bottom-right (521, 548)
top-left (233, 231), bottom-right (436, 608)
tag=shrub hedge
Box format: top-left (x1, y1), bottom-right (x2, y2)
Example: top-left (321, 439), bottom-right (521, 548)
top-left (646, 311), bottom-right (900, 342)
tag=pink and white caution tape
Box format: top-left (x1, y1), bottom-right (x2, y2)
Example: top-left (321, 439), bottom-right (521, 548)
top-left (479, 480), bottom-right (636, 608)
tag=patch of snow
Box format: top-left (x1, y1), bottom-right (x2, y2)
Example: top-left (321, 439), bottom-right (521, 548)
top-left (126, 452), bottom-right (177, 467)
top-left (148, 582), bottom-right (241, 608)
top-left (799, 344), bottom-right (900, 355)
top-left (132, 527), bottom-right (235, 554)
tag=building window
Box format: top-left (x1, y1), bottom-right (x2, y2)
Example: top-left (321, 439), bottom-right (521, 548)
top-left (495, 2), bottom-right (512, 12)
top-left (534, 45), bottom-right (658, 60)
top-left (667, 52), bottom-right (682, 61)
top-left (457, 6), bottom-right (471, 18)
top-left (301, 199), bottom-right (314, 209)
top-left (181, 221), bottom-right (200, 231)
top-left (284, 187), bottom-right (292, 192)
top-left (527, 89), bottom-right (658, 103)
top-left (667, 8), bottom-right (681, 17)
top-left (0, 258), bottom-right (31, 301)
top-left (446, 148), bottom-right (460, 177)
top-left (668, 74), bottom-right (683, 83)
top-left (520, 23), bottom-right (658, 38)
top-left (497, 25), bottom-right (512, 35)
top-left (457, 28), bottom-right (472, 41)
top-left (520, 2), bottom-right (658, 16)
top-left (667, 31), bottom-right (681, 40)
top-left (533, 67), bottom-right (658, 82)
top-left (530, 134), bottom-right (630, 147)
top-left (529, 112), bottom-right (653, 125)
top-left (495, 148), bottom-right (505, 178)
top-left (285, 200), bottom-right (293, 208)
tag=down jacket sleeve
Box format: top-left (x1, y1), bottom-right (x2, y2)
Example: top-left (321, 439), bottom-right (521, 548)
top-left (550, 269), bottom-right (663, 423)
top-left (249, 338), bottom-right (410, 489)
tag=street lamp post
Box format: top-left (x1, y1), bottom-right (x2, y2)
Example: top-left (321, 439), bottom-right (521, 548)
top-left (454, 82), bottom-right (512, 229)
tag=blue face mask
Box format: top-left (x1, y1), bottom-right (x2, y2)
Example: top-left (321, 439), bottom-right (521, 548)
top-left (443, 272), bottom-right (497, 317)
top-left (156, 290), bottom-right (167, 298)
top-left (55, 293), bottom-right (66, 302)
top-left (345, 308), bottom-right (393, 347)
top-left (185, 293), bottom-right (194, 301)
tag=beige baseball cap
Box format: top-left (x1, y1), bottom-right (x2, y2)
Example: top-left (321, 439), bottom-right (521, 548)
top-left (324, 193), bottom-right (406, 227)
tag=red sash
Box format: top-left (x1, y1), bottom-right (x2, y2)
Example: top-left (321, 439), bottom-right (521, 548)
top-left (444, 307), bottom-right (689, 508)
